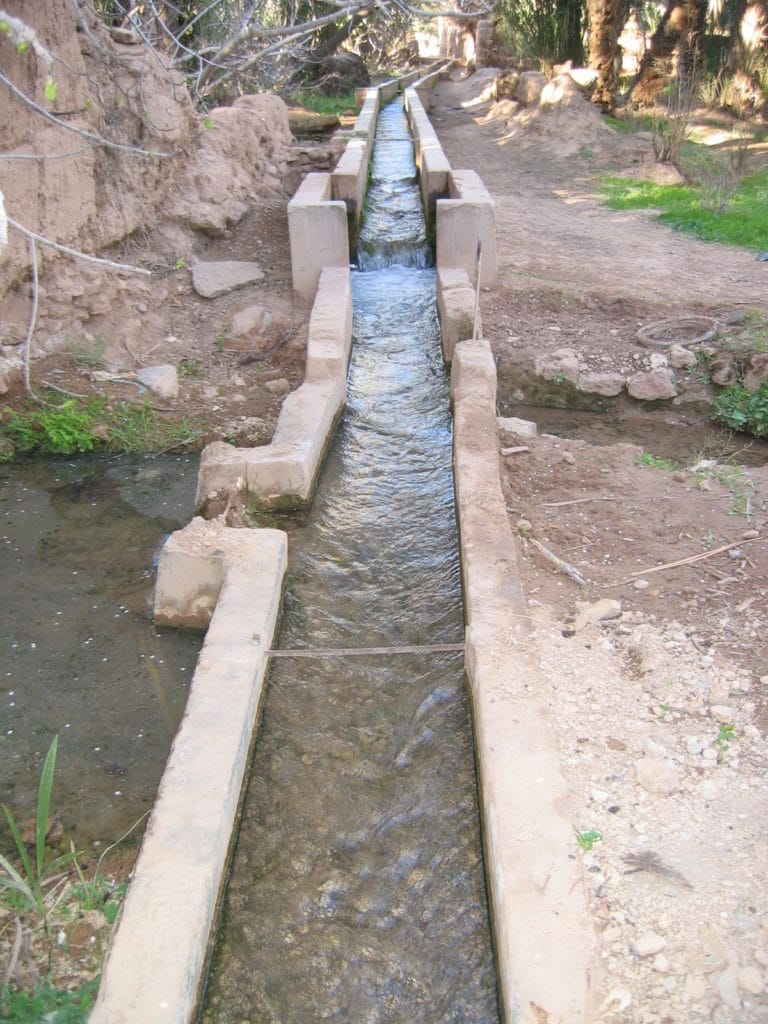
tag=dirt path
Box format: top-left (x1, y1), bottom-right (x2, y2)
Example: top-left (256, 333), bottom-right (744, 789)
top-left (429, 69), bottom-right (768, 1024)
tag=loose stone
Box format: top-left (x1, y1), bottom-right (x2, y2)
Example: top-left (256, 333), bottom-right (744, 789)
top-left (634, 756), bottom-right (682, 795)
top-left (716, 967), bottom-right (743, 1010)
top-left (633, 931), bottom-right (667, 957)
top-left (737, 965), bottom-right (764, 995)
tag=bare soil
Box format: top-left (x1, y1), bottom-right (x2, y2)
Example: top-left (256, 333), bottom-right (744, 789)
top-left (2, 69), bottom-right (768, 1021)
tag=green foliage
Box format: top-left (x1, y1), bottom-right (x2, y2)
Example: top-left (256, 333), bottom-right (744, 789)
top-left (97, 400), bottom-right (201, 454)
top-left (719, 311), bottom-right (768, 362)
top-left (288, 89), bottom-right (359, 116)
top-left (3, 401), bottom-right (98, 456)
top-left (44, 76), bottom-right (57, 102)
top-left (636, 452), bottom-right (676, 470)
top-left (574, 828), bottom-right (603, 851)
top-left (68, 335), bottom-right (107, 368)
top-left (496, 0), bottom-right (584, 64)
top-left (600, 170), bottom-right (768, 251)
top-left (712, 381), bottom-right (768, 438)
top-left (177, 357), bottom-right (202, 378)
top-left (0, 397), bottom-right (202, 460)
top-left (715, 722), bottom-right (736, 763)
top-left (70, 874), bottom-right (128, 926)
top-left (0, 977), bottom-right (99, 1024)
top-left (0, 737), bottom-right (76, 926)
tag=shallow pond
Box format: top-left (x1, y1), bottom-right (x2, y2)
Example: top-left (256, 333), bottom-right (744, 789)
top-left (0, 454), bottom-right (202, 849)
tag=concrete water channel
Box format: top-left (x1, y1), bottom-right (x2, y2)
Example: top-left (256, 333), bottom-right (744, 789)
top-left (200, 99), bottom-right (498, 1023)
top-left (92, 72), bottom-right (593, 1024)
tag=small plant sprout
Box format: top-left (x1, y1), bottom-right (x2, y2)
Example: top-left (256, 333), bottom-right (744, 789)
top-left (715, 723), bottom-right (737, 763)
top-left (0, 736), bottom-right (77, 929)
top-left (575, 828), bottom-right (603, 852)
top-left (214, 334), bottom-right (226, 352)
top-left (636, 452), bottom-right (676, 470)
top-left (175, 257), bottom-right (187, 270)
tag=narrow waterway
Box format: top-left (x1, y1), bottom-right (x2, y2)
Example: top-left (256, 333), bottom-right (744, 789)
top-left (200, 102), bottom-right (499, 1022)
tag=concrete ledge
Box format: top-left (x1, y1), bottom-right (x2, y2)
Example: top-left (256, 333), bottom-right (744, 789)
top-left (451, 338), bottom-right (593, 1024)
top-left (436, 267), bottom-right (479, 364)
top-left (288, 172), bottom-right (349, 300)
top-left (90, 519), bottom-right (287, 1024)
top-left (437, 170), bottom-right (497, 287)
top-left (331, 137), bottom-right (368, 243)
top-left (196, 266), bottom-right (353, 511)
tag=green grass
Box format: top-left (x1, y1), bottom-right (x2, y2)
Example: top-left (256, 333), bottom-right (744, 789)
top-left (636, 451), bottom-right (677, 470)
top-left (287, 90), bottom-right (359, 116)
top-left (600, 169), bottom-right (768, 251)
top-left (0, 397), bottom-right (202, 460)
top-left (0, 977), bottom-right (99, 1023)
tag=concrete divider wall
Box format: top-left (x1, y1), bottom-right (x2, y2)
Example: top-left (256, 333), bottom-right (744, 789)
top-left (288, 172), bottom-right (349, 301)
top-left (450, 339), bottom-right (594, 1024)
top-left (196, 265), bottom-right (353, 512)
top-left (436, 169), bottom-right (497, 288)
top-left (90, 520), bottom-right (288, 1024)
top-left (402, 80), bottom-right (489, 363)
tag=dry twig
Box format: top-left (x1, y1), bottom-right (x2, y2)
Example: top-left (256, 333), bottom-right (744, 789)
top-left (629, 537), bottom-right (758, 578)
top-left (528, 537), bottom-right (589, 587)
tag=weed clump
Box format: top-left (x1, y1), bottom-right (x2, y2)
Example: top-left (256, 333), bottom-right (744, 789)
top-left (712, 380), bottom-right (768, 438)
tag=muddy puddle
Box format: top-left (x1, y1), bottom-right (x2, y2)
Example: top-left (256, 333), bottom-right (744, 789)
top-left (0, 454), bottom-right (202, 849)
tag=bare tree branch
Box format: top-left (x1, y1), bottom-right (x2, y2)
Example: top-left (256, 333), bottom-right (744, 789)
top-left (7, 216), bottom-right (151, 275)
top-left (0, 67), bottom-right (178, 157)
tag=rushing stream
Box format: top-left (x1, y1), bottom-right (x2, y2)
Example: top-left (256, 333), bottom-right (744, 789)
top-left (200, 102), bottom-right (499, 1022)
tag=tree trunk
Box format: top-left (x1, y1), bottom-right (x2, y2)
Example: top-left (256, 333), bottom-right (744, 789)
top-left (588, 0), bottom-right (626, 111)
top-left (626, 0), bottom-right (707, 104)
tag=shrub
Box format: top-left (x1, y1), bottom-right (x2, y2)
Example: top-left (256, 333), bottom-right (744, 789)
top-left (712, 381), bottom-right (768, 437)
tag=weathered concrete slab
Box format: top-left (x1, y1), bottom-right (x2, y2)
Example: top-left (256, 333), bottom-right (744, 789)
top-left (451, 338), bottom-right (595, 1024)
top-left (90, 519), bottom-right (287, 1024)
top-left (191, 260), bottom-right (265, 298)
top-left (436, 267), bottom-right (478, 363)
top-left (288, 172), bottom-right (349, 301)
top-left (437, 170), bottom-right (497, 288)
top-left (196, 267), bottom-right (353, 511)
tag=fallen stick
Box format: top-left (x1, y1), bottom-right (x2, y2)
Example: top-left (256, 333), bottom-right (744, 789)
top-left (528, 537), bottom-right (588, 587)
top-left (540, 496), bottom-right (616, 508)
top-left (630, 537), bottom-right (758, 577)
top-left (501, 445), bottom-right (530, 456)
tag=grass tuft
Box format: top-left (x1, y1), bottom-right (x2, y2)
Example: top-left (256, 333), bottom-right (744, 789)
top-left (600, 169), bottom-right (768, 251)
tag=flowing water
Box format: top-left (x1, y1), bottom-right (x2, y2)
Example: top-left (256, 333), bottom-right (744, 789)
top-left (0, 455), bottom-right (202, 848)
top-left (200, 102), bottom-right (499, 1023)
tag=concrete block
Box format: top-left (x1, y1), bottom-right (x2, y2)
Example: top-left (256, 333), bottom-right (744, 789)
top-left (437, 171), bottom-right (497, 288)
top-left (332, 139), bottom-right (368, 222)
top-left (91, 520), bottom-right (287, 1024)
top-left (497, 415), bottom-right (537, 438)
top-left (288, 172), bottom-right (349, 301)
top-left (436, 267), bottom-right (478, 363)
top-left (306, 266), bottom-right (354, 381)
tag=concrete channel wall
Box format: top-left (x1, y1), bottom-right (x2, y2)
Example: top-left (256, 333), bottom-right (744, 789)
top-left (90, 521), bottom-right (287, 1024)
top-left (92, 68), bottom-right (592, 1024)
top-left (451, 340), bottom-right (594, 1024)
